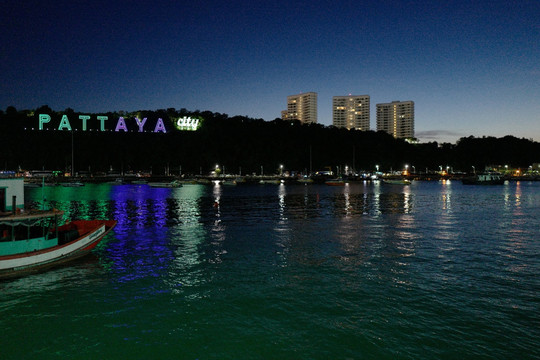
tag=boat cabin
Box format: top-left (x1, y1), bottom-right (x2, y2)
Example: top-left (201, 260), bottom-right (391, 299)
top-left (0, 210), bottom-right (65, 256)
top-left (0, 178), bottom-right (24, 213)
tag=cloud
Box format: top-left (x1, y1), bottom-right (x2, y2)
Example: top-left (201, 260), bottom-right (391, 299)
top-left (416, 130), bottom-right (464, 140)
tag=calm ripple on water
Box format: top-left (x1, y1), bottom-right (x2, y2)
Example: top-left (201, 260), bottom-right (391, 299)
top-left (1, 181), bottom-right (539, 359)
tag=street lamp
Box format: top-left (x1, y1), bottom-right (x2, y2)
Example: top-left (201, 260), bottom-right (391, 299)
top-left (280, 164), bottom-right (283, 176)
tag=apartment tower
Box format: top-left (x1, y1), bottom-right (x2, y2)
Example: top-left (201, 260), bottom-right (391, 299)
top-left (332, 95), bottom-right (370, 130)
top-left (283, 92), bottom-right (318, 124)
top-left (376, 100), bottom-right (415, 139)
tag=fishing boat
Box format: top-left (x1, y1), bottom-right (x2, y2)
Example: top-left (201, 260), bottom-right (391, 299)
top-left (107, 178), bottom-right (125, 185)
top-left (61, 181), bottom-right (85, 187)
top-left (221, 179), bottom-right (237, 186)
top-left (0, 177), bottom-right (116, 279)
top-left (148, 180), bottom-right (182, 188)
top-left (298, 177), bottom-right (314, 184)
top-left (383, 179), bottom-right (412, 185)
top-left (462, 173), bottom-right (505, 185)
top-left (259, 179), bottom-right (282, 185)
top-left (325, 178), bottom-right (346, 186)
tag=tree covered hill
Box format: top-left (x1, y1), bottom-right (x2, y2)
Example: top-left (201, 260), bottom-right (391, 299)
top-left (1, 106), bottom-right (538, 175)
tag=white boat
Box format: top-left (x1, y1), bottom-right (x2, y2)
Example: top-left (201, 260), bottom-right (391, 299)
top-left (148, 180), bottom-right (182, 188)
top-left (259, 179), bottom-right (281, 185)
top-left (0, 178), bottom-right (116, 279)
top-left (107, 178), bottom-right (125, 185)
top-left (61, 181), bottom-right (85, 187)
top-left (462, 173), bottom-right (504, 185)
top-left (383, 179), bottom-right (411, 185)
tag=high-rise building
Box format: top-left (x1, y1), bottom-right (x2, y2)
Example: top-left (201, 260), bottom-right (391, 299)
top-left (282, 92), bottom-right (318, 124)
top-left (332, 95), bottom-right (370, 130)
top-left (376, 101), bottom-right (415, 139)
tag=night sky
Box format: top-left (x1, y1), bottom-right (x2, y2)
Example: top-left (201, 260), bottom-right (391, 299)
top-left (2, 0), bottom-right (539, 143)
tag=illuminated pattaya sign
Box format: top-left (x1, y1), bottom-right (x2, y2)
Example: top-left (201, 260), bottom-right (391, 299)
top-left (37, 114), bottom-right (202, 132)
top-left (175, 116), bottom-right (200, 131)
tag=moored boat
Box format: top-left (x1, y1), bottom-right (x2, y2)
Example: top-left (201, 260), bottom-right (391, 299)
top-left (61, 181), bottom-right (85, 187)
top-left (0, 178), bottom-right (116, 279)
top-left (383, 178), bottom-right (412, 185)
top-left (148, 180), bottom-right (182, 188)
top-left (221, 179), bottom-right (237, 186)
top-left (462, 173), bottom-right (505, 185)
top-left (259, 179), bottom-right (281, 185)
top-left (325, 178), bottom-right (346, 186)
top-left (107, 178), bottom-right (125, 185)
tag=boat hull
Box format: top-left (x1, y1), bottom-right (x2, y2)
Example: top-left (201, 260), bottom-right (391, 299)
top-left (462, 178), bottom-right (505, 185)
top-left (148, 182), bottom-right (182, 188)
top-left (383, 179), bottom-right (411, 185)
top-left (325, 181), bottom-right (345, 186)
top-left (462, 173), bottom-right (505, 185)
top-left (0, 220), bottom-right (116, 280)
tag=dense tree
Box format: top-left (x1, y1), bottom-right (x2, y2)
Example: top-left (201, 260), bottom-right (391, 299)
top-left (1, 107), bottom-right (539, 175)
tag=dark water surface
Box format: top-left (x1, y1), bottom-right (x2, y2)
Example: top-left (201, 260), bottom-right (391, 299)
top-left (1, 181), bottom-right (539, 359)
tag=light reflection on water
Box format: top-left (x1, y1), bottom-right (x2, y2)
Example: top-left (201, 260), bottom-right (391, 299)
top-left (24, 182), bottom-right (540, 285)
top-left (13, 181), bottom-right (540, 359)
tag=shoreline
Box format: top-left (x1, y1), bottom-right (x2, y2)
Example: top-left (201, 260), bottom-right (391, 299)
top-left (20, 174), bottom-right (540, 185)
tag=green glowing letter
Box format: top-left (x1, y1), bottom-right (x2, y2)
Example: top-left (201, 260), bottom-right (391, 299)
top-left (97, 116), bottom-right (108, 131)
top-left (79, 115), bottom-right (90, 131)
top-left (39, 114), bottom-right (51, 130)
top-left (58, 115), bottom-right (72, 131)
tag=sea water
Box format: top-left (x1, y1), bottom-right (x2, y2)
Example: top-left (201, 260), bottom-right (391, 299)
top-left (1, 181), bottom-right (539, 359)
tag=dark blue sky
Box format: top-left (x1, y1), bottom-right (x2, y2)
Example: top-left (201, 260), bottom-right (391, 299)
top-left (1, 0), bottom-right (539, 143)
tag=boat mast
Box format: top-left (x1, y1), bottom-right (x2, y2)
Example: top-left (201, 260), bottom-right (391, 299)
top-left (71, 130), bottom-right (74, 177)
